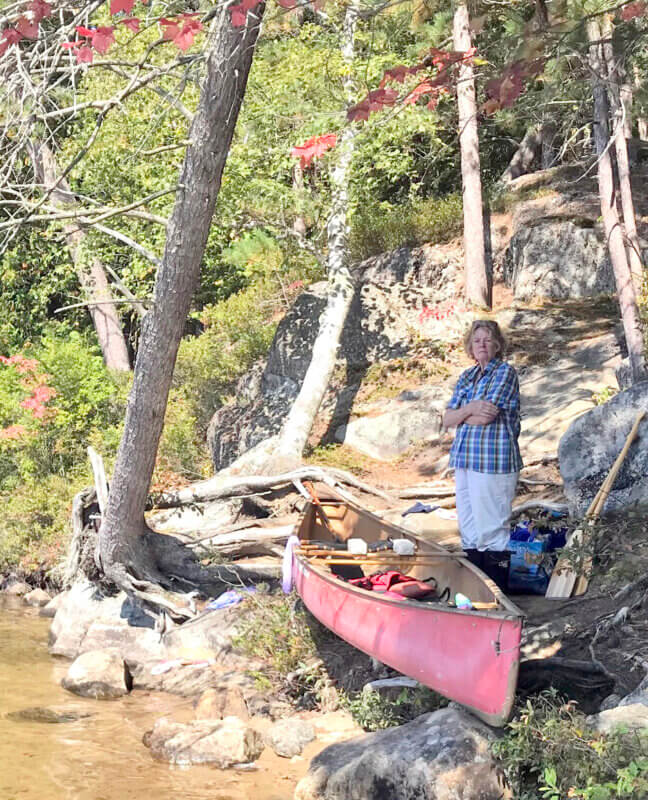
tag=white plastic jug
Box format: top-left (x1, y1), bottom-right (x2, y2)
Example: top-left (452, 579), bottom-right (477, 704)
top-left (393, 538), bottom-right (415, 556)
top-left (348, 538), bottom-right (368, 554)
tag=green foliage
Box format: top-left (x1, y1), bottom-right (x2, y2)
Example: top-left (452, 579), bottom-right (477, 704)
top-left (231, 592), bottom-right (325, 683)
top-left (493, 691), bottom-right (648, 800)
top-left (349, 193), bottom-right (463, 261)
top-left (342, 686), bottom-right (447, 732)
top-left (172, 278), bottom-right (281, 435)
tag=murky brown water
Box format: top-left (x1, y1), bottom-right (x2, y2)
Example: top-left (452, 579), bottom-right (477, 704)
top-left (0, 597), bottom-right (308, 800)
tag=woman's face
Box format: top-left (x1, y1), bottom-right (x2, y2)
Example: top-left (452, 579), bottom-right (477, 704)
top-left (471, 327), bottom-right (499, 365)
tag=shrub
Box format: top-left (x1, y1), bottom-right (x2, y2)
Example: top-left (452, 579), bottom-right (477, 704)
top-left (492, 691), bottom-right (648, 799)
top-left (349, 193), bottom-right (463, 262)
top-left (342, 686), bottom-right (447, 732)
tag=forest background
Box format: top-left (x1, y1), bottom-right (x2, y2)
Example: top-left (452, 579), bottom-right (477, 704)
top-left (0, 0), bottom-right (646, 572)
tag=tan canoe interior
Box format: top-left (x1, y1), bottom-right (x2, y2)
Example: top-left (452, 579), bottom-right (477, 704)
top-left (296, 493), bottom-right (522, 615)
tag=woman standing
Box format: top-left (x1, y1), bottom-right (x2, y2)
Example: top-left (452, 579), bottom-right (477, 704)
top-left (443, 320), bottom-right (522, 589)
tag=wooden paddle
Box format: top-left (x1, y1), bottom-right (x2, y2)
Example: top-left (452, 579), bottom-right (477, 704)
top-left (546, 409), bottom-right (645, 599)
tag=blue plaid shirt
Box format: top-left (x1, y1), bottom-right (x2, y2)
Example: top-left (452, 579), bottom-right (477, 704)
top-left (447, 358), bottom-right (523, 474)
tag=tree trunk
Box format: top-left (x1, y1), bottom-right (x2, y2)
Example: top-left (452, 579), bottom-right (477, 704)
top-left (500, 125), bottom-right (542, 183)
top-left (27, 140), bottom-right (131, 372)
top-left (453, 2), bottom-right (490, 309)
top-left (600, 15), bottom-right (643, 290)
top-left (587, 20), bottom-right (646, 383)
top-left (97, 4), bottom-right (265, 587)
top-left (271, 3), bottom-right (359, 466)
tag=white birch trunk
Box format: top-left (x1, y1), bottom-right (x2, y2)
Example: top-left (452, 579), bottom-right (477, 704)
top-left (600, 15), bottom-right (643, 290)
top-left (588, 20), bottom-right (645, 384)
top-left (272, 3), bottom-right (359, 464)
top-left (453, 2), bottom-right (489, 309)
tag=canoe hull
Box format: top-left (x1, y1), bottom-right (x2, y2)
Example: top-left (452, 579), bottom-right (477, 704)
top-left (293, 555), bottom-right (522, 727)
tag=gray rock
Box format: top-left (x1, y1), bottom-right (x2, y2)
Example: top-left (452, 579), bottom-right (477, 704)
top-left (295, 707), bottom-right (501, 800)
top-left (194, 685), bottom-right (249, 721)
top-left (599, 693), bottom-right (621, 712)
top-left (3, 580), bottom-right (31, 596)
top-left (144, 716), bottom-right (265, 767)
top-left (6, 706), bottom-right (93, 724)
top-left (265, 718), bottom-right (316, 758)
top-left (619, 674), bottom-right (648, 708)
top-left (39, 591), bottom-right (68, 618)
top-left (559, 382), bottom-right (648, 515)
top-left (207, 243), bottom-right (462, 472)
top-left (61, 648), bottom-right (131, 699)
top-left (23, 588), bottom-right (51, 607)
top-left (587, 703), bottom-right (648, 734)
top-left (335, 387), bottom-right (449, 460)
top-left (504, 219), bottom-right (614, 300)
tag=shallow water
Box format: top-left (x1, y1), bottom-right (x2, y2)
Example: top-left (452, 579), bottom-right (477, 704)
top-left (0, 597), bottom-right (305, 800)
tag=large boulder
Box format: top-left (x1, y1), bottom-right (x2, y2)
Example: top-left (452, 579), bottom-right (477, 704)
top-left (144, 716), bottom-right (264, 767)
top-left (23, 588), bottom-right (51, 607)
top-left (207, 243), bottom-right (462, 471)
top-left (559, 382), bottom-right (648, 515)
top-left (61, 648), bottom-right (131, 699)
top-left (504, 219), bottom-right (614, 300)
top-left (334, 386), bottom-right (450, 461)
top-left (295, 708), bottom-right (502, 800)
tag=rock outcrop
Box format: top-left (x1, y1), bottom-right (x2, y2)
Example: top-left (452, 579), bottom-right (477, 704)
top-left (144, 716), bottom-right (265, 767)
top-left (295, 707), bottom-right (502, 800)
top-left (62, 648), bottom-right (131, 699)
top-left (559, 382), bottom-right (648, 514)
top-left (207, 243), bottom-right (463, 471)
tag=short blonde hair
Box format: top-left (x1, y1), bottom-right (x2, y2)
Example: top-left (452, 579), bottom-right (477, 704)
top-left (464, 320), bottom-right (507, 359)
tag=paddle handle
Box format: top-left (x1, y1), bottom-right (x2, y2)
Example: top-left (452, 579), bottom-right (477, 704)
top-left (588, 409), bottom-right (645, 518)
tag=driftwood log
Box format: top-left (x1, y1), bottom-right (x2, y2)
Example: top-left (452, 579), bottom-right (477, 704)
top-left (150, 466), bottom-right (391, 509)
top-left (187, 523), bottom-right (295, 557)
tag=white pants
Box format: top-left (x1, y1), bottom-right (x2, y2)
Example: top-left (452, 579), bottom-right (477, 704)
top-left (455, 468), bottom-right (519, 551)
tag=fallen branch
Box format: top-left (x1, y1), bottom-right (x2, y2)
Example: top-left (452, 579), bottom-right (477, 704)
top-left (395, 485), bottom-right (455, 499)
top-left (151, 466), bottom-right (391, 509)
top-left (187, 524), bottom-right (295, 556)
top-left (511, 500), bottom-right (569, 515)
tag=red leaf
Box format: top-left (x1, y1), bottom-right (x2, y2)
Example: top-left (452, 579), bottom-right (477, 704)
top-left (379, 65), bottom-right (410, 87)
top-left (404, 80), bottom-right (439, 106)
top-left (75, 25), bottom-right (95, 37)
top-left (173, 19), bottom-right (202, 50)
top-left (61, 41), bottom-right (79, 49)
top-left (2, 27), bottom-right (24, 45)
top-left (290, 132), bottom-right (337, 169)
top-left (30, 0), bottom-right (52, 23)
top-left (347, 100), bottom-right (370, 122)
top-left (92, 26), bottom-right (115, 54)
top-left (16, 16), bottom-right (38, 38)
top-left (110, 0), bottom-right (134, 15)
top-left (621, 1), bottom-right (647, 20)
top-left (276, 0), bottom-right (298, 8)
top-left (121, 17), bottom-right (140, 32)
top-left (159, 18), bottom-right (180, 40)
top-left (75, 45), bottom-right (94, 63)
top-left (229, 5), bottom-right (248, 26)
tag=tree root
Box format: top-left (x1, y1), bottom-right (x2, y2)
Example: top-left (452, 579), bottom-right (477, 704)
top-left (150, 465), bottom-right (391, 509)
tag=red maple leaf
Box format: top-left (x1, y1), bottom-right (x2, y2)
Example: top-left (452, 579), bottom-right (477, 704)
top-left (159, 17), bottom-right (181, 40)
top-left (276, 0), bottom-right (298, 7)
top-left (2, 28), bottom-right (24, 45)
top-left (30, 0), bottom-right (52, 23)
top-left (76, 45), bottom-right (94, 63)
top-left (61, 41), bottom-right (78, 49)
top-left (16, 16), bottom-right (38, 39)
top-left (75, 25), bottom-right (95, 37)
top-left (621, 1), bottom-right (647, 20)
top-left (92, 26), bottom-right (115, 54)
top-left (404, 80), bottom-right (440, 106)
top-left (110, 0), bottom-right (135, 15)
top-left (121, 17), bottom-right (140, 32)
top-left (229, 0), bottom-right (258, 27)
top-left (379, 65), bottom-right (410, 87)
top-left (290, 132), bottom-right (337, 168)
top-left (173, 19), bottom-right (203, 51)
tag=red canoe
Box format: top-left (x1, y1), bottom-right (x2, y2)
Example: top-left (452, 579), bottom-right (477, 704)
top-left (292, 487), bottom-right (524, 727)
